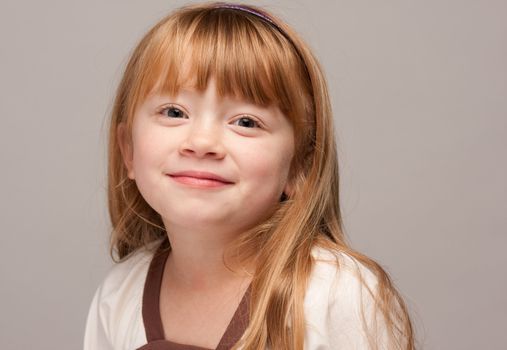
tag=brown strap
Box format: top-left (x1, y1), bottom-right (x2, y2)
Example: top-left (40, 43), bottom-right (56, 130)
top-left (141, 239), bottom-right (251, 349)
top-left (137, 339), bottom-right (212, 350)
top-left (142, 240), bottom-right (171, 342)
top-left (215, 284), bottom-right (251, 349)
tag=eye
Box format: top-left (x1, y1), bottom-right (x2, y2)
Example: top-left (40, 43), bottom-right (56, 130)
top-left (159, 105), bottom-right (188, 119)
top-left (232, 116), bottom-right (261, 129)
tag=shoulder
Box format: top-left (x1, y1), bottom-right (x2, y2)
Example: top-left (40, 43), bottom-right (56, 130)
top-left (304, 246), bottom-right (386, 349)
top-left (84, 240), bottom-right (162, 350)
top-left (307, 246), bottom-right (380, 312)
top-left (98, 242), bottom-right (159, 298)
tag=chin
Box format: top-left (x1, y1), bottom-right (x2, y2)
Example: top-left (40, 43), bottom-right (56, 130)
top-left (162, 211), bottom-right (229, 227)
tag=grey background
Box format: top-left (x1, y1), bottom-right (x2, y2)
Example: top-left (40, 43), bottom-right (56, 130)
top-left (1, 0), bottom-right (505, 349)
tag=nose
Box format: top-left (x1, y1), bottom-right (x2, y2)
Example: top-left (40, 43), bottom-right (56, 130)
top-left (179, 120), bottom-right (226, 159)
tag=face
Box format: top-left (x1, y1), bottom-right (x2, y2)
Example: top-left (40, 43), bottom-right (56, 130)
top-left (118, 77), bottom-right (295, 236)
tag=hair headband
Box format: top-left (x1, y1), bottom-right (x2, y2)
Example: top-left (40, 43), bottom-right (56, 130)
top-left (213, 3), bottom-right (297, 51)
top-left (213, 2), bottom-right (311, 94)
top-left (214, 3), bottom-right (281, 29)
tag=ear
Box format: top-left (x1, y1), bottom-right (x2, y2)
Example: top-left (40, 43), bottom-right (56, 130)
top-left (117, 122), bottom-right (135, 180)
top-left (283, 178), bottom-right (294, 199)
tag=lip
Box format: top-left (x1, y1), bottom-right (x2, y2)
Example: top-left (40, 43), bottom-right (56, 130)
top-left (167, 170), bottom-right (233, 189)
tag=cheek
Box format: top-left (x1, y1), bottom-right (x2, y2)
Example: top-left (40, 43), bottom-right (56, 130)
top-left (131, 124), bottom-right (173, 169)
top-left (241, 141), bottom-right (293, 189)
top-left (130, 127), bottom-right (170, 196)
top-left (132, 137), bottom-right (159, 173)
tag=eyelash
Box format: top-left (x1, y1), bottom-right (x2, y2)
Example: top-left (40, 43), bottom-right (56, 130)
top-left (233, 115), bottom-right (261, 129)
top-left (158, 105), bottom-right (262, 129)
top-left (158, 106), bottom-right (188, 119)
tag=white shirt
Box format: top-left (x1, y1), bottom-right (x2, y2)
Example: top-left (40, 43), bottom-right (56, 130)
top-left (84, 242), bottom-right (393, 349)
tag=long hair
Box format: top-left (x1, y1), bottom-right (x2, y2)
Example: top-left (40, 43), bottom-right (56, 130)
top-left (107, 2), bottom-right (414, 349)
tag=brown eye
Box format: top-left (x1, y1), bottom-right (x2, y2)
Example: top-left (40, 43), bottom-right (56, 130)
top-left (160, 106), bottom-right (187, 119)
top-left (233, 116), bottom-right (260, 128)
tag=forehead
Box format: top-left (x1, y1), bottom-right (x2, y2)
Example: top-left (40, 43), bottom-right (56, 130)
top-left (146, 76), bottom-right (287, 119)
top-left (147, 56), bottom-right (273, 109)
top-left (137, 17), bottom-right (303, 108)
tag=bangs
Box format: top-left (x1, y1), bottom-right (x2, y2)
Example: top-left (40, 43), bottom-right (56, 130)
top-left (132, 7), bottom-right (309, 117)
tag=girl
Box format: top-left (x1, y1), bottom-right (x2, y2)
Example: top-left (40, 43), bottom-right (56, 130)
top-left (84, 2), bottom-right (415, 349)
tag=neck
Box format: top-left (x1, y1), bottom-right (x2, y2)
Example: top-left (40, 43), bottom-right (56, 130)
top-left (163, 222), bottom-right (254, 292)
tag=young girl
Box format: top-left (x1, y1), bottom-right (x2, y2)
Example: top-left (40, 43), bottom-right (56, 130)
top-left (84, 2), bottom-right (415, 349)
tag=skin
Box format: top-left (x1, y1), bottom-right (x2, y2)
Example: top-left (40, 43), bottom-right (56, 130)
top-left (118, 76), bottom-right (295, 346)
top-left (118, 77), bottom-right (295, 291)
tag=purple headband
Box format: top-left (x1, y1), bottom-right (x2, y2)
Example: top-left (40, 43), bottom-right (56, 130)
top-left (214, 3), bottom-right (278, 26)
top-left (213, 3), bottom-right (309, 79)
top-left (213, 3), bottom-right (292, 44)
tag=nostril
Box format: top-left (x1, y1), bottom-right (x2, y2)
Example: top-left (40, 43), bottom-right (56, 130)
top-left (179, 145), bottom-right (224, 159)
top-left (178, 130), bottom-right (226, 159)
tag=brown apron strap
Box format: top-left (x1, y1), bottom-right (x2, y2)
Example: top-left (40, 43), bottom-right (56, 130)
top-left (142, 240), bottom-right (171, 342)
top-left (141, 238), bottom-right (251, 349)
top-left (137, 339), bottom-right (212, 350)
top-left (215, 284), bottom-right (251, 350)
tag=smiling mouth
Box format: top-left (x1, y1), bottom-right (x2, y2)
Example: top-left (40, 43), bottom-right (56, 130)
top-left (167, 171), bottom-right (234, 188)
